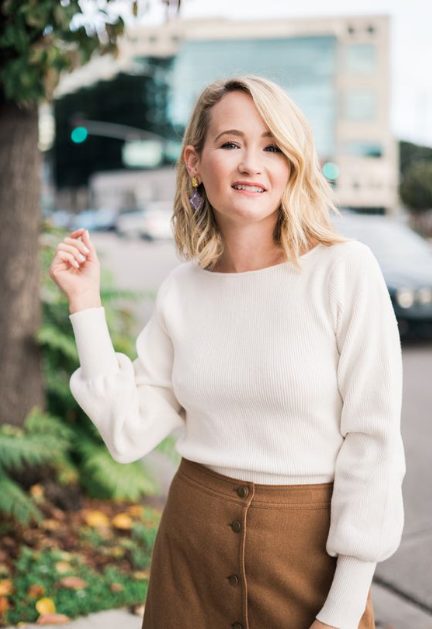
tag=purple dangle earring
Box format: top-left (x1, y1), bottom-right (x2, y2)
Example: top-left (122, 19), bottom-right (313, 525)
top-left (189, 176), bottom-right (205, 212)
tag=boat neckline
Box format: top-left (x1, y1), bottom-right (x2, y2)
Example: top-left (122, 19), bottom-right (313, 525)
top-left (194, 243), bottom-right (325, 277)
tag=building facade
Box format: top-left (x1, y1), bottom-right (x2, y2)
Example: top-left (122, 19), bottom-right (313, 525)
top-left (55, 14), bottom-right (398, 214)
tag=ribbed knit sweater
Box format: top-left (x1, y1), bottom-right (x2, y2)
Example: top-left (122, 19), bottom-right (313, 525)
top-left (69, 239), bottom-right (406, 629)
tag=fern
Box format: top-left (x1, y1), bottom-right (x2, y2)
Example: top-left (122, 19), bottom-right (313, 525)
top-left (77, 441), bottom-right (159, 501)
top-left (0, 430), bottom-right (66, 471)
top-left (0, 224), bottom-right (180, 526)
top-left (24, 407), bottom-right (75, 442)
top-left (36, 324), bottom-right (78, 360)
top-left (0, 467), bottom-right (43, 525)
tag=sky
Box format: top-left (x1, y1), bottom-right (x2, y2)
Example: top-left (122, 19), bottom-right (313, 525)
top-left (119, 0), bottom-right (432, 148)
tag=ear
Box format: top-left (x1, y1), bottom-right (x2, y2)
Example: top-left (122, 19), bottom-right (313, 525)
top-left (183, 145), bottom-right (200, 178)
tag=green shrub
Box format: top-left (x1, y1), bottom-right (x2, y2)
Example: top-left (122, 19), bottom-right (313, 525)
top-left (0, 222), bottom-right (180, 525)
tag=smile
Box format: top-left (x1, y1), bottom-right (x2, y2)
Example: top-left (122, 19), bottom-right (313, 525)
top-left (232, 184), bottom-right (265, 193)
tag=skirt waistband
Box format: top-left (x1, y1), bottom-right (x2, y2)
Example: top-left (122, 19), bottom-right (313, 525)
top-left (176, 457), bottom-right (334, 505)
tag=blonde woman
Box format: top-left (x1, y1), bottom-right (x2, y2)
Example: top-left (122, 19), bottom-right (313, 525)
top-left (49, 75), bottom-right (405, 629)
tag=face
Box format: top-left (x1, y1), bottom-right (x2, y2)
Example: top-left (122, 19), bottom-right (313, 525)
top-left (184, 91), bottom-right (290, 229)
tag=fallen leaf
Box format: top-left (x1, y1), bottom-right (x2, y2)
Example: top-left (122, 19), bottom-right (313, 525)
top-left (0, 563), bottom-right (10, 577)
top-left (37, 613), bottom-right (70, 625)
top-left (83, 510), bottom-right (110, 528)
top-left (0, 579), bottom-right (13, 596)
top-left (28, 584), bottom-right (46, 598)
top-left (0, 596), bottom-right (10, 613)
top-left (110, 582), bottom-right (124, 592)
top-left (35, 597), bottom-right (56, 614)
top-left (42, 519), bottom-right (60, 531)
top-left (30, 484), bottom-right (44, 499)
top-left (110, 546), bottom-right (125, 558)
top-left (111, 513), bottom-right (133, 529)
top-left (55, 561), bottom-right (72, 574)
top-left (133, 570), bottom-right (150, 580)
top-left (127, 505), bottom-right (144, 517)
top-left (57, 576), bottom-right (87, 589)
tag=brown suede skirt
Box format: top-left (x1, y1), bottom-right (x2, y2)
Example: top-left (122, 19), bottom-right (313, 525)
top-left (142, 457), bottom-right (375, 629)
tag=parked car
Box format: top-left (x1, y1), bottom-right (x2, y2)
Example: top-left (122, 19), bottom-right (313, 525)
top-left (116, 209), bottom-right (147, 238)
top-left (141, 204), bottom-right (173, 241)
top-left (115, 202), bottom-right (173, 240)
top-left (45, 209), bottom-right (75, 229)
top-left (331, 211), bottom-right (432, 338)
top-left (69, 208), bottom-right (118, 232)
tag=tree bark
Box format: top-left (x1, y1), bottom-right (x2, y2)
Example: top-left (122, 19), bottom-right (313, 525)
top-left (0, 97), bottom-right (44, 426)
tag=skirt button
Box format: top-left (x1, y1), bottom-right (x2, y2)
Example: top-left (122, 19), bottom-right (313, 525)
top-left (228, 574), bottom-right (240, 586)
top-left (230, 520), bottom-right (242, 533)
top-left (236, 486), bottom-right (249, 498)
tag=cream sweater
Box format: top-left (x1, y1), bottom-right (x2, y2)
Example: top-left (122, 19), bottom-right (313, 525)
top-left (69, 239), bottom-right (406, 629)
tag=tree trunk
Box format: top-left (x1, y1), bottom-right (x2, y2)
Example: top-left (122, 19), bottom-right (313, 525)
top-left (0, 97), bottom-right (44, 426)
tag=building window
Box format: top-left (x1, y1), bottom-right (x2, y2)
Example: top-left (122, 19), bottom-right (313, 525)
top-left (342, 141), bottom-right (383, 158)
top-left (344, 89), bottom-right (377, 121)
top-left (345, 43), bottom-right (376, 73)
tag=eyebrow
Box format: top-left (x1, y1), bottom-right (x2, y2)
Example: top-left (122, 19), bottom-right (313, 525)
top-left (214, 129), bottom-right (275, 142)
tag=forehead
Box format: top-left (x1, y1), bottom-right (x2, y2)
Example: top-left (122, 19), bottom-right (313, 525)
top-left (208, 91), bottom-right (270, 135)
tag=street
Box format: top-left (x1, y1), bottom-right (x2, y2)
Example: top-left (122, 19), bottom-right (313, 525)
top-left (90, 232), bottom-right (432, 628)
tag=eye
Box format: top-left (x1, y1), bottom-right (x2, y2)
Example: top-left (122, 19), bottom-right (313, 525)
top-left (220, 142), bottom-right (239, 149)
top-left (265, 144), bottom-right (282, 153)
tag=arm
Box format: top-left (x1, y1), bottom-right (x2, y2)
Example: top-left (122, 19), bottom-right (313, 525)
top-left (315, 242), bottom-right (406, 629)
top-left (68, 275), bottom-right (185, 463)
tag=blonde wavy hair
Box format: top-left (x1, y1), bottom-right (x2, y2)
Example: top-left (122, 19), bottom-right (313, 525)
top-left (172, 74), bottom-right (349, 271)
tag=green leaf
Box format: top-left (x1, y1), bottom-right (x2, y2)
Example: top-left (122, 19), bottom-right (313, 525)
top-left (0, 468), bottom-right (43, 525)
top-left (78, 442), bottom-right (159, 501)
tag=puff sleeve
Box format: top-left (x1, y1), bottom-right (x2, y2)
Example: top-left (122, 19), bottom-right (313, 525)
top-left (316, 241), bottom-right (406, 629)
top-left (68, 275), bottom-right (184, 464)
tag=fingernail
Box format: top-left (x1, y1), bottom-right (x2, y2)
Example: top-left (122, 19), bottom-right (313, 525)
top-left (82, 245), bottom-right (90, 254)
top-left (78, 254), bottom-right (85, 262)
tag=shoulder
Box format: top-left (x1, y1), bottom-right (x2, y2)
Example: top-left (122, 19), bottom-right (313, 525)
top-left (326, 239), bottom-right (388, 310)
top-left (160, 260), bottom-right (197, 289)
top-left (323, 239), bottom-right (382, 285)
top-left (325, 238), bottom-right (377, 267)
top-left (155, 260), bottom-right (197, 303)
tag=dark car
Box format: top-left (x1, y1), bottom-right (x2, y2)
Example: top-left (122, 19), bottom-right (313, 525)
top-left (330, 211), bottom-right (432, 338)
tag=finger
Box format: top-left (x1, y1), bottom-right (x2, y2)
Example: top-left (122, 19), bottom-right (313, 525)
top-left (81, 229), bottom-right (97, 256)
top-left (69, 228), bottom-right (86, 236)
top-left (58, 250), bottom-right (80, 269)
top-left (57, 243), bottom-right (87, 264)
top-left (64, 236), bottom-right (90, 256)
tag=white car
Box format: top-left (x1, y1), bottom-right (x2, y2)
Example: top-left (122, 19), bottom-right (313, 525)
top-left (116, 203), bottom-right (173, 240)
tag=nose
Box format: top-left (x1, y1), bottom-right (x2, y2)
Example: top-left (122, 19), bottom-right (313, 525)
top-left (238, 149), bottom-right (263, 175)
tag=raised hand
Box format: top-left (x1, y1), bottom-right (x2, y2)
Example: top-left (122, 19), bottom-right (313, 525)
top-left (49, 228), bottom-right (102, 313)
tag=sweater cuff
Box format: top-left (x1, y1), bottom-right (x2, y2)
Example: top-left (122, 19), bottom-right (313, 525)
top-left (315, 555), bottom-right (377, 629)
top-left (69, 307), bottom-right (119, 379)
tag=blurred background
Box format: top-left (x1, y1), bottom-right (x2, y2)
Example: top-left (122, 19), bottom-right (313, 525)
top-left (0, 0), bottom-right (431, 627)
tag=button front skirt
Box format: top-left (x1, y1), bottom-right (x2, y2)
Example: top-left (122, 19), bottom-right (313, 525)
top-left (141, 457), bottom-right (375, 629)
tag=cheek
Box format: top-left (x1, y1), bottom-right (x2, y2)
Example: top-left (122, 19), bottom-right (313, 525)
top-left (272, 163), bottom-right (290, 191)
top-left (202, 154), bottom-right (231, 190)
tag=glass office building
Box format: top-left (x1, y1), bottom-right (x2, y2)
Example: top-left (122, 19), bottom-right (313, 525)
top-left (169, 36), bottom-right (338, 159)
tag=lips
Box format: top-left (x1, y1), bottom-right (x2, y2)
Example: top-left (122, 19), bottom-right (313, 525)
top-left (231, 181), bottom-right (267, 192)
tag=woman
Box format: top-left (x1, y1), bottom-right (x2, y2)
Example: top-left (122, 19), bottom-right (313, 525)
top-left (49, 75), bottom-right (406, 629)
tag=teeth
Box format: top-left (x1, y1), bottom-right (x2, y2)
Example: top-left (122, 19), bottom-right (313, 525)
top-left (232, 184), bottom-right (264, 192)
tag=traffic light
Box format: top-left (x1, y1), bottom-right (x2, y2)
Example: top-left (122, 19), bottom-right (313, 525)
top-left (70, 126), bottom-right (88, 144)
top-left (322, 161), bottom-right (340, 182)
